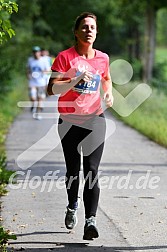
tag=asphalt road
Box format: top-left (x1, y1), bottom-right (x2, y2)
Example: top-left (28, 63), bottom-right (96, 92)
top-left (2, 95), bottom-right (167, 252)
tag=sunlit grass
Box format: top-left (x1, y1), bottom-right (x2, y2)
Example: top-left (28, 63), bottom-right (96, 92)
top-left (112, 87), bottom-right (167, 147)
top-left (110, 47), bottom-right (167, 148)
top-left (0, 75), bottom-right (28, 153)
top-left (0, 75), bottom-right (28, 194)
top-left (155, 47), bottom-right (167, 62)
top-left (155, 46), bottom-right (167, 80)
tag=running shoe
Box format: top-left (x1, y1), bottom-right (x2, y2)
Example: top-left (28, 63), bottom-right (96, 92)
top-left (30, 106), bottom-right (36, 113)
top-left (33, 113), bottom-right (42, 120)
top-left (65, 207), bottom-right (78, 229)
top-left (83, 216), bottom-right (99, 240)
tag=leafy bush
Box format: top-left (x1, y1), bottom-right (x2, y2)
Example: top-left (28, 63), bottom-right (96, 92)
top-left (0, 226), bottom-right (17, 251)
top-left (0, 154), bottom-right (14, 183)
top-left (0, 155), bottom-right (17, 251)
top-left (153, 60), bottom-right (167, 79)
top-left (0, 154), bottom-right (14, 196)
top-left (152, 59), bottom-right (167, 94)
top-left (131, 58), bottom-right (143, 81)
top-left (0, 0), bottom-right (18, 44)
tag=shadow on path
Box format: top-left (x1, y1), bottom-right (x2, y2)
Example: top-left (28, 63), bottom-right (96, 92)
top-left (7, 232), bottom-right (167, 251)
top-left (8, 243), bottom-right (167, 252)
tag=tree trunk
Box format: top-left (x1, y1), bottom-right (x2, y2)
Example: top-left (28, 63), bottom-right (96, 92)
top-left (127, 24), bottom-right (141, 63)
top-left (143, 5), bottom-right (156, 83)
top-left (134, 26), bottom-right (140, 60)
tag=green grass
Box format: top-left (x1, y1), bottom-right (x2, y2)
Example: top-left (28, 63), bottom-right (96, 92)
top-left (155, 47), bottom-right (167, 62)
top-left (0, 75), bottom-right (28, 153)
top-left (110, 46), bottom-right (167, 148)
top-left (155, 46), bottom-right (167, 80)
top-left (0, 75), bottom-right (28, 194)
top-left (0, 154), bottom-right (15, 196)
top-left (113, 88), bottom-right (167, 147)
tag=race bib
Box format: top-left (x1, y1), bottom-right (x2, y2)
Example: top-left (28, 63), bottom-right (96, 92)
top-left (73, 71), bottom-right (100, 94)
top-left (32, 66), bottom-right (42, 72)
top-left (31, 66), bottom-right (43, 78)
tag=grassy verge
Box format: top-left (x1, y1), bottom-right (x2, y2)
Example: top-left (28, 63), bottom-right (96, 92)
top-left (155, 47), bottom-right (167, 62)
top-left (0, 75), bottom-right (28, 154)
top-left (112, 86), bottom-right (167, 147)
top-left (110, 46), bottom-right (167, 148)
top-left (0, 75), bottom-right (28, 251)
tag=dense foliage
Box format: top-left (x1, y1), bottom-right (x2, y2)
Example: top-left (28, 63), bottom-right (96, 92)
top-left (0, 0), bottom-right (167, 95)
top-left (0, 0), bottom-right (18, 44)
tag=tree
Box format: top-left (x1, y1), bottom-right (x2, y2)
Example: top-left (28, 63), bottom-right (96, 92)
top-left (142, 1), bottom-right (167, 83)
top-left (0, 0), bottom-right (18, 44)
top-left (113, 0), bottom-right (167, 83)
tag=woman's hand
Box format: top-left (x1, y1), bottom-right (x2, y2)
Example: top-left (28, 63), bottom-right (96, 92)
top-left (103, 92), bottom-right (114, 107)
top-left (77, 70), bottom-right (93, 83)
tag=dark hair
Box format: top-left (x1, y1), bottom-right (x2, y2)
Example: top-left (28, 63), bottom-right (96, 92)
top-left (73, 12), bottom-right (97, 41)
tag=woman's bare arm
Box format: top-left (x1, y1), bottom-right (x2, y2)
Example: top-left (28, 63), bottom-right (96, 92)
top-left (101, 71), bottom-right (114, 107)
top-left (47, 70), bottom-right (93, 95)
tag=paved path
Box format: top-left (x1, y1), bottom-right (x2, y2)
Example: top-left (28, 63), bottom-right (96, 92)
top-left (2, 95), bottom-right (167, 252)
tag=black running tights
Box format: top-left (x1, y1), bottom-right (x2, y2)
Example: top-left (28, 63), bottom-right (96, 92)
top-left (58, 114), bottom-right (106, 218)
